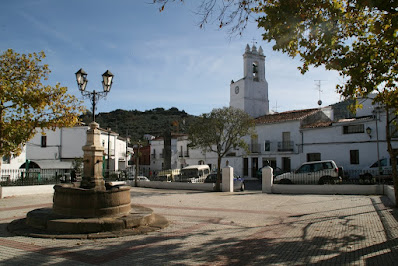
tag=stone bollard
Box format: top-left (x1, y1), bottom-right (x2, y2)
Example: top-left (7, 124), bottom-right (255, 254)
top-left (222, 166), bottom-right (234, 192)
top-left (262, 166), bottom-right (273, 193)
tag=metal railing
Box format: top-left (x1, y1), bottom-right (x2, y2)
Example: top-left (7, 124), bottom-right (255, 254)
top-left (277, 141), bottom-right (294, 152)
top-left (0, 169), bottom-right (72, 186)
top-left (273, 169), bottom-right (394, 185)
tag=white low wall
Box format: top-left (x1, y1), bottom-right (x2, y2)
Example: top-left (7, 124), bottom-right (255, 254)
top-left (384, 185), bottom-right (396, 205)
top-left (272, 184), bottom-right (384, 195)
top-left (0, 185), bottom-right (54, 198)
top-left (0, 182), bottom-right (396, 205)
top-left (130, 181), bottom-right (216, 192)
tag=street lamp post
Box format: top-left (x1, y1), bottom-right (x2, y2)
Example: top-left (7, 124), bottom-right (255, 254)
top-left (135, 140), bottom-right (142, 187)
top-left (107, 128), bottom-right (111, 179)
top-left (75, 68), bottom-right (114, 122)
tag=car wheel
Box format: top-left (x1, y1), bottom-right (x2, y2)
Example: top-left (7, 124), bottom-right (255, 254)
top-left (319, 176), bottom-right (333, 185)
top-left (279, 179), bottom-right (292, 184)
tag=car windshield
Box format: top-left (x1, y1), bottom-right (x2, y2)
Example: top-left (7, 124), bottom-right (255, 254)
top-left (370, 158), bottom-right (387, 168)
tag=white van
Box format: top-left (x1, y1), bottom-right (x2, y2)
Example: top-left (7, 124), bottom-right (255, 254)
top-left (179, 165), bottom-right (211, 183)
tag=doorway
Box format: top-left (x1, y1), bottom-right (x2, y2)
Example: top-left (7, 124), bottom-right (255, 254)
top-left (251, 157), bottom-right (258, 178)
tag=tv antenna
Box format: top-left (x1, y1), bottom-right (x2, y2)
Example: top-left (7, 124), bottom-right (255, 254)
top-left (272, 101), bottom-right (280, 113)
top-left (315, 80), bottom-right (325, 106)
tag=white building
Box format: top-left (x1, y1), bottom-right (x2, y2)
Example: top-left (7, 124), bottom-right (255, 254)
top-left (2, 125), bottom-right (133, 172)
top-left (149, 44), bottom-right (398, 178)
top-left (150, 134), bottom-right (219, 173)
top-left (1, 148), bottom-right (26, 170)
top-left (230, 44), bottom-right (269, 118)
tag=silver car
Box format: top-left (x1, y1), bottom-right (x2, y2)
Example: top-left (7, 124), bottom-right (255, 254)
top-left (274, 160), bottom-right (341, 184)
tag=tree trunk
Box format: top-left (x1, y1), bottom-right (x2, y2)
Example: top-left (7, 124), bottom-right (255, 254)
top-left (215, 156), bottom-right (221, 191)
top-left (385, 109), bottom-right (398, 207)
top-left (0, 102), bottom-right (3, 171)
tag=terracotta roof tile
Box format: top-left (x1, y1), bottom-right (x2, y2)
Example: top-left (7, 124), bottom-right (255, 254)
top-left (255, 108), bottom-right (320, 125)
top-left (301, 121), bottom-right (333, 129)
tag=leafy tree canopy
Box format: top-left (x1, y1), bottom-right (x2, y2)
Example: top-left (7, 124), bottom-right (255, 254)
top-left (0, 49), bottom-right (84, 157)
top-left (188, 106), bottom-right (255, 189)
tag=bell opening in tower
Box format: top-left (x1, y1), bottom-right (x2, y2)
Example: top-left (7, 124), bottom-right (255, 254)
top-left (252, 62), bottom-right (259, 81)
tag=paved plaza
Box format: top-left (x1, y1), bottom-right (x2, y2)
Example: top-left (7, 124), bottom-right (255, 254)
top-left (1, 185), bottom-right (398, 265)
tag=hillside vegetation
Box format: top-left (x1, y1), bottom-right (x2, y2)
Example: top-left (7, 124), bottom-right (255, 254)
top-left (80, 107), bottom-right (198, 141)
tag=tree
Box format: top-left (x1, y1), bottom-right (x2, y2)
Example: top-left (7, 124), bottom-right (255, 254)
top-left (154, 0), bottom-right (398, 204)
top-left (188, 107), bottom-right (255, 191)
top-left (0, 49), bottom-right (84, 168)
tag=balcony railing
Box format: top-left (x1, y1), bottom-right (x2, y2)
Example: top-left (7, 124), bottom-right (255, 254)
top-left (278, 141), bottom-right (294, 152)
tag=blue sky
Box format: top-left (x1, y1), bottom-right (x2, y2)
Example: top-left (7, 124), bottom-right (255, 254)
top-left (1, 0), bottom-right (343, 116)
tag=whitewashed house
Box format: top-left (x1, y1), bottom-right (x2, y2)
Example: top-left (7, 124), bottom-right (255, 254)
top-left (301, 98), bottom-right (395, 171)
top-left (1, 148), bottom-right (26, 170)
top-left (2, 125), bottom-right (132, 174)
top-left (148, 44), bottom-right (398, 178)
top-left (150, 134), bottom-right (220, 173)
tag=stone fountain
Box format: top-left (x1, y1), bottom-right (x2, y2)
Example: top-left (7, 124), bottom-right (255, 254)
top-left (8, 122), bottom-right (168, 239)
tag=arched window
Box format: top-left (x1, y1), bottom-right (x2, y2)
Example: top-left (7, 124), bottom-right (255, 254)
top-left (252, 62), bottom-right (259, 81)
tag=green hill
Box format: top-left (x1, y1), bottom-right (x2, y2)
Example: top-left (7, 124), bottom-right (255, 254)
top-left (80, 107), bottom-right (198, 141)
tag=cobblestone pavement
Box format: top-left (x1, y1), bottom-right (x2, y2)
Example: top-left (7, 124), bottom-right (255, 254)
top-left (1, 186), bottom-right (398, 265)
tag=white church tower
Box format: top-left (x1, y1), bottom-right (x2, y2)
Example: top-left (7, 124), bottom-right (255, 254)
top-left (230, 44), bottom-right (269, 118)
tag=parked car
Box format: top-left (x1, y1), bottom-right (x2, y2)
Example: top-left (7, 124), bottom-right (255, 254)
top-left (274, 160), bottom-right (341, 184)
top-left (257, 166), bottom-right (284, 179)
top-left (359, 157), bottom-right (397, 183)
top-left (129, 175), bottom-right (150, 182)
top-left (204, 173), bottom-right (245, 191)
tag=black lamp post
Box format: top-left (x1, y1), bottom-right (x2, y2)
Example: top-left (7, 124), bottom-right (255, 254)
top-left (75, 68), bottom-right (114, 122)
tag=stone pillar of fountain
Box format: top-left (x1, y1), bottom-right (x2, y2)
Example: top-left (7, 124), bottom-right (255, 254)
top-left (80, 121), bottom-right (106, 190)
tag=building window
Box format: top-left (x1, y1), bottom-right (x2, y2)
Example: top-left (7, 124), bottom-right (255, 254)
top-left (2, 155), bottom-right (10, 164)
top-left (264, 140), bottom-right (270, 151)
top-left (251, 135), bottom-right (259, 153)
top-left (41, 135), bottom-right (47, 147)
top-left (343, 124), bottom-right (364, 134)
top-left (350, 150), bottom-right (359, 164)
top-left (307, 153), bottom-right (321, 162)
top-left (391, 124), bottom-right (398, 138)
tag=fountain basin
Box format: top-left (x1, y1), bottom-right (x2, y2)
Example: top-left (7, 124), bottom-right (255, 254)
top-left (52, 184), bottom-right (132, 218)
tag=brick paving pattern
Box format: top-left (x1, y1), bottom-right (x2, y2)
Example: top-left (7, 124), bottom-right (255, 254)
top-left (1, 187), bottom-right (398, 265)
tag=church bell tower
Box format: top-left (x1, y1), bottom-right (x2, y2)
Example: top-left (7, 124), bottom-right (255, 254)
top-left (230, 44), bottom-right (269, 118)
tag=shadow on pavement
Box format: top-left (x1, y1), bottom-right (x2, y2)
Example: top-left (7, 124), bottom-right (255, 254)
top-left (2, 196), bottom-right (398, 265)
